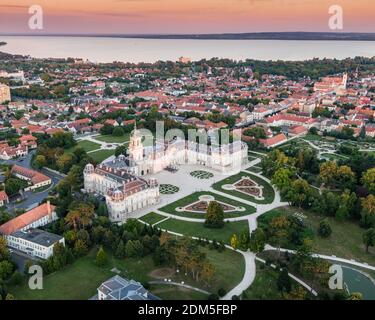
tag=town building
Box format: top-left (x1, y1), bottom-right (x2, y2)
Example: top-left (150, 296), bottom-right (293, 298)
top-left (0, 191), bottom-right (9, 206)
top-left (111, 126), bottom-right (248, 177)
top-left (95, 275), bottom-right (159, 300)
top-left (11, 165), bottom-right (52, 191)
top-left (0, 202), bottom-right (63, 259)
top-left (0, 84), bottom-right (11, 103)
top-left (83, 163), bottom-right (160, 223)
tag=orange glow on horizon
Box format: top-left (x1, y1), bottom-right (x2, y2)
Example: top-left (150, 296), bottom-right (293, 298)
top-left (0, 0), bottom-right (374, 34)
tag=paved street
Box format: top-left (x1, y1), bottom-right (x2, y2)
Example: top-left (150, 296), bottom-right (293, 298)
top-left (0, 151), bottom-right (64, 212)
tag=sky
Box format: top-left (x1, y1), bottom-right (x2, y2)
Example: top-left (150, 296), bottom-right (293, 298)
top-left (0, 0), bottom-right (374, 34)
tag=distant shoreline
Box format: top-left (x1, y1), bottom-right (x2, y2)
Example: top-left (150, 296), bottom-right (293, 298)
top-left (2, 32), bottom-right (375, 41)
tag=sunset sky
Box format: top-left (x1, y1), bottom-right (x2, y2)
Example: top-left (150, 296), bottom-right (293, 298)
top-left (0, 0), bottom-right (374, 34)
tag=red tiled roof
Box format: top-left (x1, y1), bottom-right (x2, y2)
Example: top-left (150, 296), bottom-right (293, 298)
top-left (259, 133), bottom-right (287, 147)
top-left (11, 165), bottom-right (51, 185)
top-left (0, 202), bottom-right (55, 235)
top-left (0, 191), bottom-right (8, 202)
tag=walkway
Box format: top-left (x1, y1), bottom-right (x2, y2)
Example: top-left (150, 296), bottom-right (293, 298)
top-left (265, 245), bottom-right (375, 271)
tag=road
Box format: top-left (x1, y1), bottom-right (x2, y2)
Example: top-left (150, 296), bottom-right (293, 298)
top-left (0, 151), bottom-right (64, 212)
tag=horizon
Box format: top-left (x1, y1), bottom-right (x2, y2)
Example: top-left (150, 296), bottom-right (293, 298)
top-left (1, 0), bottom-right (374, 34)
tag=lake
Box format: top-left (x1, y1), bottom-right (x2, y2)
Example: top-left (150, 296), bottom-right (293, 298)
top-left (1, 36), bottom-right (375, 63)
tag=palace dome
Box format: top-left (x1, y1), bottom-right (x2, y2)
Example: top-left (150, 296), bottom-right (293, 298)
top-left (84, 163), bottom-right (94, 174)
top-left (112, 189), bottom-right (124, 202)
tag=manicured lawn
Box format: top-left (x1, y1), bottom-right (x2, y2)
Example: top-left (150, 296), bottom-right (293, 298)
top-left (157, 218), bottom-right (249, 244)
top-left (212, 172), bottom-right (275, 204)
top-left (139, 212), bottom-right (167, 225)
top-left (89, 149), bottom-right (115, 163)
top-left (262, 207), bottom-right (375, 267)
top-left (150, 285), bottom-right (209, 300)
top-left (8, 250), bottom-right (157, 300)
top-left (242, 261), bottom-right (308, 300)
top-left (246, 166), bottom-right (263, 173)
top-left (66, 140), bottom-right (101, 154)
top-left (158, 191), bottom-right (256, 219)
top-left (9, 246), bottom-right (244, 300)
top-left (95, 133), bottom-right (130, 144)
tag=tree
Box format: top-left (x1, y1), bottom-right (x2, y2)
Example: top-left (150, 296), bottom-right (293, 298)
top-left (115, 240), bottom-right (126, 259)
top-left (277, 268), bottom-right (291, 293)
top-left (285, 179), bottom-right (312, 209)
top-left (336, 166), bottom-right (355, 190)
top-left (319, 161), bottom-right (338, 186)
top-left (96, 246), bottom-right (108, 266)
top-left (97, 203), bottom-right (108, 217)
top-left (204, 201), bottom-right (224, 228)
top-left (363, 228), bottom-right (375, 253)
top-left (34, 155), bottom-right (47, 169)
top-left (73, 239), bottom-right (88, 257)
top-left (125, 240), bottom-right (143, 258)
top-left (115, 145), bottom-right (127, 157)
top-left (113, 126), bottom-right (125, 137)
top-left (318, 220), bottom-right (332, 238)
top-left (361, 195), bottom-right (375, 228)
top-left (0, 236), bottom-right (9, 261)
top-left (239, 229), bottom-right (250, 251)
top-left (56, 153), bottom-right (74, 173)
top-left (230, 234), bottom-right (238, 250)
top-left (249, 228), bottom-right (266, 253)
top-left (271, 168), bottom-right (294, 192)
top-left (269, 215), bottom-right (290, 257)
top-left (348, 292), bottom-right (363, 300)
top-left (362, 168), bottom-right (375, 194)
top-left (4, 178), bottom-right (23, 196)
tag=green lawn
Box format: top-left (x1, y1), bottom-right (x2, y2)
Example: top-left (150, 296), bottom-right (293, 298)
top-left (95, 133), bottom-right (130, 144)
top-left (8, 250), bottom-right (157, 300)
top-left (262, 207), bottom-right (375, 267)
top-left (158, 191), bottom-right (256, 219)
top-left (139, 212), bottom-right (167, 225)
top-left (242, 261), bottom-right (308, 300)
top-left (150, 284), bottom-right (209, 300)
top-left (212, 172), bottom-right (275, 204)
top-left (157, 218), bottom-right (249, 244)
top-left (66, 140), bottom-right (101, 154)
top-left (246, 166), bottom-right (263, 173)
top-left (89, 149), bottom-right (115, 163)
top-left (9, 246), bottom-right (244, 300)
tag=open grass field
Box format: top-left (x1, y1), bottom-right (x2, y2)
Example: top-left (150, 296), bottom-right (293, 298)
top-left (139, 212), bottom-right (167, 225)
top-left (95, 133), bottom-right (130, 144)
top-left (9, 245), bottom-right (244, 300)
top-left (158, 191), bottom-right (256, 219)
top-left (157, 218), bottom-right (249, 245)
top-left (212, 172), bottom-right (275, 204)
top-left (262, 207), bottom-right (375, 267)
top-left (242, 261), bottom-right (309, 300)
top-left (66, 140), bottom-right (101, 154)
top-left (89, 149), bottom-right (115, 163)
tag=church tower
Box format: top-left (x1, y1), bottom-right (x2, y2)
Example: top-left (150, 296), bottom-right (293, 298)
top-left (128, 123), bottom-right (144, 162)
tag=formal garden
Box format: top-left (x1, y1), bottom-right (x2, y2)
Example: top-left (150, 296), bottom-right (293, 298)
top-left (212, 172), bottom-right (275, 204)
top-left (190, 170), bottom-right (214, 179)
top-left (159, 184), bottom-right (180, 195)
top-left (158, 191), bottom-right (256, 219)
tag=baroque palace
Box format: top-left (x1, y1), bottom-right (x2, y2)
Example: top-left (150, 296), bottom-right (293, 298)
top-left (84, 127), bottom-right (248, 222)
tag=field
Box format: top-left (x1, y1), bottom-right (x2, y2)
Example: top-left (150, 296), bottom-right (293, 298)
top-left (9, 246), bottom-right (244, 300)
top-left (139, 212), bottom-right (167, 225)
top-left (89, 149), bottom-right (115, 163)
top-left (261, 207), bottom-right (375, 267)
top-left (158, 191), bottom-right (256, 219)
top-left (95, 133), bottom-right (130, 144)
top-left (212, 172), bottom-right (275, 204)
top-left (157, 218), bottom-right (249, 244)
top-left (66, 140), bottom-right (101, 154)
